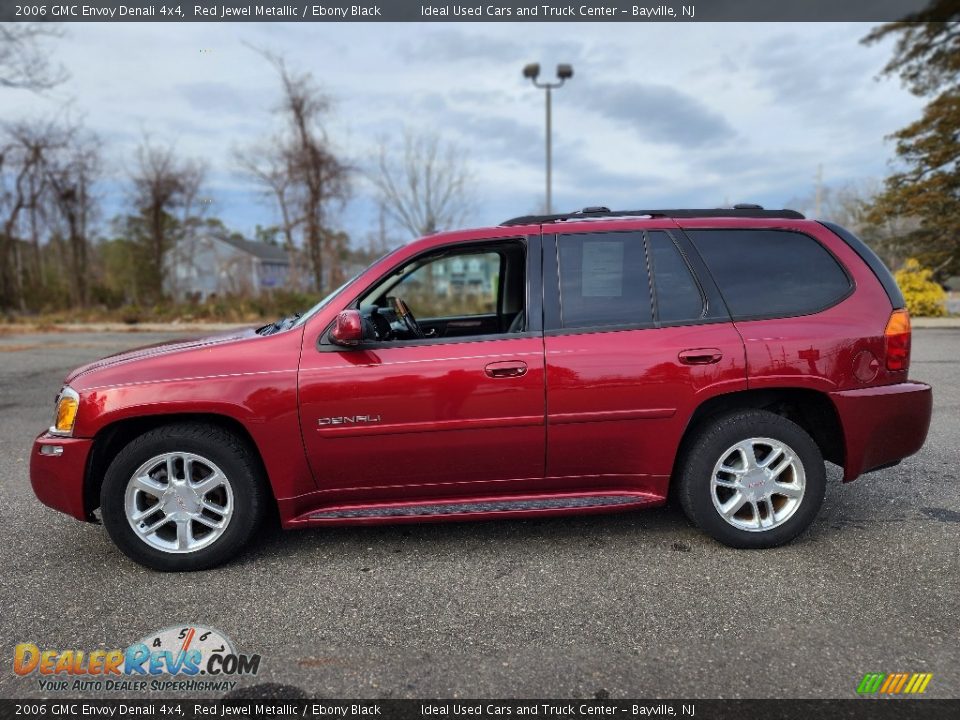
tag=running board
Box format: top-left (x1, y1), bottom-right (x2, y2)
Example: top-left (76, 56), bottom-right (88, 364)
top-left (304, 493), bottom-right (657, 522)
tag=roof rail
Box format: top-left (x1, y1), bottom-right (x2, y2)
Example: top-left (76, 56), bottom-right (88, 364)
top-left (501, 205), bottom-right (805, 226)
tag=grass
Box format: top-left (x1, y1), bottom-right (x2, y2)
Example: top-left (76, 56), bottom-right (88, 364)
top-left (1, 291), bottom-right (323, 327)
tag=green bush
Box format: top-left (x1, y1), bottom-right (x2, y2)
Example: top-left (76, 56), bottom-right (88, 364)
top-left (895, 259), bottom-right (947, 317)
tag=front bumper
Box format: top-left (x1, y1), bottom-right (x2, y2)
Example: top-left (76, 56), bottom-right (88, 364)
top-left (30, 433), bottom-right (94, 521)
top-left (830, 381), bottom-right (933, 482)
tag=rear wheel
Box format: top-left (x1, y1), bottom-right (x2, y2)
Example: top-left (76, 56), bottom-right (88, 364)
top-left (101, 423), bottom-right (267, 571)
top-left (677, 410), bottom-right (826, 548)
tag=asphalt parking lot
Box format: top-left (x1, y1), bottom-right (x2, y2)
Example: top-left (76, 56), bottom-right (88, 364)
top-left (0, 328), bottom-right (957, 700)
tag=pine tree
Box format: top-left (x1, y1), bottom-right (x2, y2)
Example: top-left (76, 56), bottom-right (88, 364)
top-left (863, 2), bottom-right (960, 275)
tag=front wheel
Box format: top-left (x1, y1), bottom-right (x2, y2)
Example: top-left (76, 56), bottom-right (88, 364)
top-left (676, 410), bottom-right (826, 549)
top-left (101, 423), bottom-right (268, 571)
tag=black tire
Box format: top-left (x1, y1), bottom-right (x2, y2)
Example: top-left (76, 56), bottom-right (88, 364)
top-left (676, 409), bottom-right (826, 549)
top-left (101, 423), bottom-right (268, 571)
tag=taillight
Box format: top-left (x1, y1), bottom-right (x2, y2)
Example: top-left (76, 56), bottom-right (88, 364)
top-left (884, 309), bottom-right (911, 372)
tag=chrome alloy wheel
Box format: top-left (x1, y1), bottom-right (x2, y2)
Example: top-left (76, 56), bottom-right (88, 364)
top-left (124, 452), bottom-right (234, 554)
top-left (710, 437), bottom-right (806, 533)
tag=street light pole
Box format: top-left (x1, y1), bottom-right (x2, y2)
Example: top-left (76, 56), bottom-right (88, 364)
top-left (524, 63), bottom-right (573, 215)
top-left (545, 84), bottom-right (552, 215)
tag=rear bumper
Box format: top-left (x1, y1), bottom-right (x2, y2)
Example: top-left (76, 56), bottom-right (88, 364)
top-left (830, 382), bottom-right (932, 482)
top-left (29, 433), bottom-right (94, 521)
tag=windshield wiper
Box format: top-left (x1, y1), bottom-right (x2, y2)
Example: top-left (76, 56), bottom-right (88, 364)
top-left (258, 313), bottom-right (301, 335)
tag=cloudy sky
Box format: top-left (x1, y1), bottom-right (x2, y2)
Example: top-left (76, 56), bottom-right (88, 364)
top-left (6, 21), bottom-right (924, 244)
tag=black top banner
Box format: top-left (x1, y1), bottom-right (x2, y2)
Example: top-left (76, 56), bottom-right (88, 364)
top-left (0, 0), bottom-right (945, 22)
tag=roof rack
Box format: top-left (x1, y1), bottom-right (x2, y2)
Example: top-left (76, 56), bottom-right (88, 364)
top-left (500, 204), bottom-right (805, 226)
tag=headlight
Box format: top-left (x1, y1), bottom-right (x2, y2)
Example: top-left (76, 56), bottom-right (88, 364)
top-left (50, 386), bottom-right (80, 436)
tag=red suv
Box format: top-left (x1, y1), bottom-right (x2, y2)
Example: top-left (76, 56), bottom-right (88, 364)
top-left (30, 206), bottom-right (933, 570)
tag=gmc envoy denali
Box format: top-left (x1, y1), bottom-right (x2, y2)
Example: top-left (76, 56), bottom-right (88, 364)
top-left (30, 205), bottom-right (933, 570)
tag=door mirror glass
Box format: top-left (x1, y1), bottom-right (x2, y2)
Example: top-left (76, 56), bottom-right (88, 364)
top-left (330, 310), bottom-right (363, 347)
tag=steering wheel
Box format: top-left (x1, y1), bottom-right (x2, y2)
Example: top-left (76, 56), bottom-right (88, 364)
top-left (389, 296), bottom-right (424, 339)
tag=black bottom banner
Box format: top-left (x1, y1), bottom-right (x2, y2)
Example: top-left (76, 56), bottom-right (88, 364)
top-left (1, 699), bottom-right (959, 720)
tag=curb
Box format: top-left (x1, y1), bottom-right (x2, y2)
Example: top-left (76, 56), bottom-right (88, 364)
top-left (911, 318), bottom-right (960, 328)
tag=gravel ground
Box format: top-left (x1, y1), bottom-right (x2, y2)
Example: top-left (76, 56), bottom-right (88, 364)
top-left (0, 328), bottom-right (957, 699)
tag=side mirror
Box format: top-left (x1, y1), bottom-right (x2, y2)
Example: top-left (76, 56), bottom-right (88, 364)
top-left (330, 310), bottom-right (363, 347)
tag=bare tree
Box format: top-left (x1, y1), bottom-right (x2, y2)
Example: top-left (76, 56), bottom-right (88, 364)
top-left (129, 140), bottom-right (206, 301)
top-left (46, 133), bottom-right (101, 306)
top-left (237, 141), bottom-right (297, 249)
top-left (0, 24), bottom-right (68, 91)
top-left (370, 129), bottom-right (472, 238)
top-left (786, 180), bottom-right (919, 269)
top-left (235, 139), bottom-right (307, 289)
top-left (0, 119), bottom-right (74, 310)
top-left (238, 48), bottom-right (350, 292)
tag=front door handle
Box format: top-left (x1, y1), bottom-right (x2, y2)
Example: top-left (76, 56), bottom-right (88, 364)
top-left (678, 348), bottom-right (723, 365)
top-left (484, 360), bottom-right (528, 378)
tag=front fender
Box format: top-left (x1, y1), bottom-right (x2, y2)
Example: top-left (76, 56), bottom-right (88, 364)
top-left (73, 372), bottom-right (317, 501)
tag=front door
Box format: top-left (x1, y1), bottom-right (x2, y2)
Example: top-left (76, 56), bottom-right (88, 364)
top-left (297, 236), bottom-right (546, 506)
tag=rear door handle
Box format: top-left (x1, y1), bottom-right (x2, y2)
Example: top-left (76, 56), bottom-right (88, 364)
top-left (484, 361), bottom-right (528, 378)
top-left (678, 348), bottom-right (723, 365)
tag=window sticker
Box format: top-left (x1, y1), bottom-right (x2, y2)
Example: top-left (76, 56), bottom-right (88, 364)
top-left (581, 241), bottom-right (624, 297)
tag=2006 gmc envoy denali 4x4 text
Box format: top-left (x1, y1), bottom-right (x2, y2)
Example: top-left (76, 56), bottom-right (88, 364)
top-left (30, 205), bottom-right (933, 571)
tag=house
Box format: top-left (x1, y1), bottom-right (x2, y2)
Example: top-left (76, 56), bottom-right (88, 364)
top-left (412, 253), bottom-right (498, 299)
top-left (165, 233), bottom-right (291, 300)
top-left (945, 276), bottom-right (960, 315)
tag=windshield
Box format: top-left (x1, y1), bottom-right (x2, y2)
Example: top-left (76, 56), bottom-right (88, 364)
top-left (290, 275), bottom-right (360, 328)
top-left (291, 246), bottom-right (403, 328)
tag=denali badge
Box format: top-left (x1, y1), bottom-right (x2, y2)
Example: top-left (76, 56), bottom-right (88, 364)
top-left (318, 415), bottom-right (382, 426)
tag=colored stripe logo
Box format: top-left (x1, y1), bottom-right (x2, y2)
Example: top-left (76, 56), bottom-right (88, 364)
top-left (857, 673), bottom-right (932, 694)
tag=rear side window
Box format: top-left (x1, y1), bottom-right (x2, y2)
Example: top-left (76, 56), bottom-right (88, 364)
top-left (686, 229), bottom-right (851, 320)
top-left (647, 231), bottom-right (705, 324)
top-left (558, 232), bottom-right (652, 329)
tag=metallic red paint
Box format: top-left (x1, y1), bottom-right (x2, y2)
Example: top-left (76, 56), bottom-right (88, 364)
top-left (296, 336), bottom-right (547, 512)
top-left (543, 322), bottom-right (748, 497)
top-left (830, 382), bottom-right (933, 481)
top-left (29, 217), bottom-right (933, 533)
top-left (35, 326), bottom-right (316, 517)
top-left (30, 435), bottom-right (93, 520)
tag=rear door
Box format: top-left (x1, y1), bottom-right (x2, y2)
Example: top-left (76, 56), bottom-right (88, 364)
top-left (542, 224), bottom-right (748, 498)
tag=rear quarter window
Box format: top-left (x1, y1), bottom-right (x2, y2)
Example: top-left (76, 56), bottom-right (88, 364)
top-left (686, 229), bottom-right (852, 320)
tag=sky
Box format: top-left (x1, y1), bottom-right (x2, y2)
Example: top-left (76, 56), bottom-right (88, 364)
top-left (4, 21), bottom-right (925, 245)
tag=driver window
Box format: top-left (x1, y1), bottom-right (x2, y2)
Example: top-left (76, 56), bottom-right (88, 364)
top-left (357, 242), bottom-right (525, 343)
top-left (394, 252), bottom-right (500, 319)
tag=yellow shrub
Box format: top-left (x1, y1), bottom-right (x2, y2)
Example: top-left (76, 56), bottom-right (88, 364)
top-left (894, 259), bottom-right (947, 317)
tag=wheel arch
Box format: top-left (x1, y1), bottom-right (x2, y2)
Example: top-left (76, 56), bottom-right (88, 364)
top-left (674, 387), bottom-right (844, 481)
top-left (84, 413), bottom-right (275, 520)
